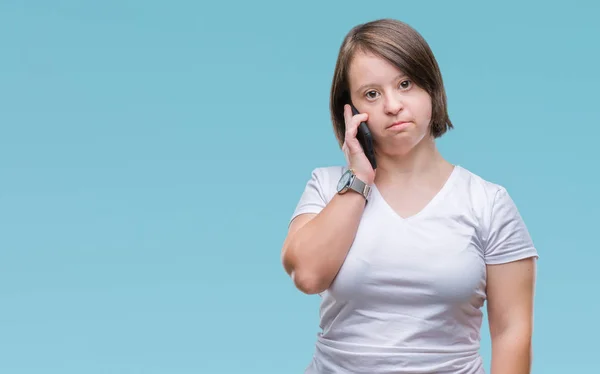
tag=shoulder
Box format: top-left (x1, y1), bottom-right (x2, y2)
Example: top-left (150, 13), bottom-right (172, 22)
top-left (451, 165), bottom-right (513, 234)
top-left (303, 165), bottom-right (347, 200)
top-left (454, 165), bottom-right (537, 262)
top-left (453, 165), bottom-right (508, 207)
top-left (289, 165), bottom-right (348, 223)
top-left (308, 165), bottom-right (348, 186)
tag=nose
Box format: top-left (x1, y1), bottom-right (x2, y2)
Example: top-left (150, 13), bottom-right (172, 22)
top-left (383, 93), bottom-right (403, 115)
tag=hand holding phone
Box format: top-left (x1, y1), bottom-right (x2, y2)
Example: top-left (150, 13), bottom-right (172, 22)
top-left (350, 104), bottom-right (377, 170)
top-left (340, 103), bottom-right (377, 185)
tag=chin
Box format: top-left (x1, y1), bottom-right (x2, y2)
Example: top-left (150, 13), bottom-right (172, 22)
top-left (381, 144), bottom-right (417, 157)
top-left (379, 135), bottom-right (427, 156)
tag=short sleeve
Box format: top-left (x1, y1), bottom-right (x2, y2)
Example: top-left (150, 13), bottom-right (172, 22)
top-left (484, 187), bottom-right (539, 265)
top-left (289, 168), bottom-right (331, 226)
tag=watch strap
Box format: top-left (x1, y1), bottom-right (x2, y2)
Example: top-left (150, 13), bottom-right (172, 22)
top-left (349, 173), bottom-right (371, 201)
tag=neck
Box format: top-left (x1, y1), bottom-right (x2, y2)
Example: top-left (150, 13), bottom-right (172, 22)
top-left (374, 137), bottom-right (451, 185)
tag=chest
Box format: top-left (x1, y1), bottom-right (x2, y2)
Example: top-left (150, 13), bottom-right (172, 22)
top-left (375, 183), bottom-right (444, 219)
top-left (328, 208), bottom-right (487, 307)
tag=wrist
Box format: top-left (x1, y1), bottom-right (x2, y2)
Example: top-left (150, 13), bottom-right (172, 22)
top-left (355, 174), bottom-right (374, 186)
top-left (337, 169), bottom-right (372, 202)
top-left (351, 169), bottom-right (374, 186)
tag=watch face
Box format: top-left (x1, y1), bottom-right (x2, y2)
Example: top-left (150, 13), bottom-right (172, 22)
top-left (337, 170), bottom-right (352, 192)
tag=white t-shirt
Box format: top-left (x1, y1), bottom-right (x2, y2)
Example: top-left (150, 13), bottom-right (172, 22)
top-left (290, 165), bottom-right (538, 374)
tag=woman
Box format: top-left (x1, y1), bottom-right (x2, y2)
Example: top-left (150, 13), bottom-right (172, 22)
top-left (281, 19), bottom-right (538, 374)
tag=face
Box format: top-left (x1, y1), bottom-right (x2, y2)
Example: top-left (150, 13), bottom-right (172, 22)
top-left (347, 51), bottom-right (433, 156)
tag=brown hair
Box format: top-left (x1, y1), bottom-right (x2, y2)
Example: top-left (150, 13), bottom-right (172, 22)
top-left (330, 18), bottom-right (453, 148)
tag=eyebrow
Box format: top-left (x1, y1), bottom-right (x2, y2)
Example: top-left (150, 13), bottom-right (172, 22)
top-left (355, 73), bottom-right (408, 94)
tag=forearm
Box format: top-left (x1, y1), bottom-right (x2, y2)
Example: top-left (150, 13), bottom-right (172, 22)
top-left (282, 192), bottom-right (366, 294)
top-left (490, 328), bottom-right (532, 374)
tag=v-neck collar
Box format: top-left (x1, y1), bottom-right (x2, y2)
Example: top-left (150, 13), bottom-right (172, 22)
top-left (370, 165), bottom-right (461, 222)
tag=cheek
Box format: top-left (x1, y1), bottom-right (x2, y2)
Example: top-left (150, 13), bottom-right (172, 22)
top-left (413, 96), bottom-right (433, 126)
top-left (367, 112), bottom-right (386, 132)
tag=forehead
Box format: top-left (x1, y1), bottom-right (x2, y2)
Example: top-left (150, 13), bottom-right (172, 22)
top-left (348, 51), bottom-right (404, 88)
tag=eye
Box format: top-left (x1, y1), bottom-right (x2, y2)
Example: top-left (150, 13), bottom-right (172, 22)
top-left (399, 80), bottom-right (412, 90)
top-left (365, 90), bottom-right (379, 100)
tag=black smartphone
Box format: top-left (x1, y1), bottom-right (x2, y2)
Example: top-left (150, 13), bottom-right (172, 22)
top-left (350, 103), bottom-right (377, 169)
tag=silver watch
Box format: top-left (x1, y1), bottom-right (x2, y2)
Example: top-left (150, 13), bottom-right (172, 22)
top-left (336, 169), bottom-right (371, 201)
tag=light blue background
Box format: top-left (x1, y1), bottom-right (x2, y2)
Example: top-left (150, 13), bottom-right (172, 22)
top-left (1, 1), bottom-right (598, 373)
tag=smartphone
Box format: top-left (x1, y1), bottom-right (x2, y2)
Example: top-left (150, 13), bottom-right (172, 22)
top-left (350, 103), bottom-right (377, 169)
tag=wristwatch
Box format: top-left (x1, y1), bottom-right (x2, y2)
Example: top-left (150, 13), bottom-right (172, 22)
top-left (336, 168), bottom-right (371, 202)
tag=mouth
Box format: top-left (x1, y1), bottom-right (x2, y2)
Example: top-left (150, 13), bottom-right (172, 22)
top-left (387, 121), bottom-right (411, 130)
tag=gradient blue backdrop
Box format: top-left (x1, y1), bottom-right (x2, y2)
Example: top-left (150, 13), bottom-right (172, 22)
top-left (1, 1), bottom-right (598, 373)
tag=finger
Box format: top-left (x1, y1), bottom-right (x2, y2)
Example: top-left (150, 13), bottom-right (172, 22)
top-left (346, 112), bottom-right (368, 138)
top-left (343, 104), bottom-right (351, 130)
top-left (342, 143), bottom-right (350, 164)
top-left (353, 112), bottom-right (369, 126)
top-left (344, 106), bottom-right (358, 134)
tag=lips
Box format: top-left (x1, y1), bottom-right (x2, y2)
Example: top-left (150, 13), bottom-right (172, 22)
top-left (387, 121), bottom-right (411, 130)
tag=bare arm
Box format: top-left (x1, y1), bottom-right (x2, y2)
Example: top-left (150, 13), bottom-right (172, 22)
top-left (281, 191), bottom-right (366, 294)
top-left (487, 257), bottom-right (537, 374)
top-left (281, 104), bottom-right (374, 295)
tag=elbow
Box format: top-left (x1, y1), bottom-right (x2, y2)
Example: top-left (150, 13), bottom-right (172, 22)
top-left (281, 238), bottom-right (329, 295)
top-left (282, 249), bottom-right (328, 294)
top-left (291, 270), bottom-right (329, 295)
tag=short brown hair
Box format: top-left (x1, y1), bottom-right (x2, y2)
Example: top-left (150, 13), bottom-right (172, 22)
top-left (330, 18), bottom-right (453, 148)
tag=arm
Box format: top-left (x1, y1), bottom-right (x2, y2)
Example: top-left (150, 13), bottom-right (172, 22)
top-left (486, 257), bottom-right (537, 374)
top-left (282, 106), bottom-right (374, 295)
top-left (281, 191), bottom-right (366, 295)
